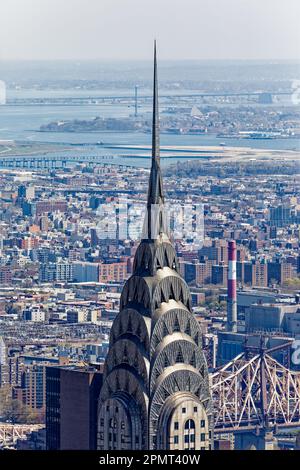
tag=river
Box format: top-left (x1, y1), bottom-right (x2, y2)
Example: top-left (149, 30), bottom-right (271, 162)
top-left (0, 87), bottom-right (299, 168)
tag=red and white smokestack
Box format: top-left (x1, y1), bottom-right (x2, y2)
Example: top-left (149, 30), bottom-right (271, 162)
top-left (227, 240), bottom-right (237, 332)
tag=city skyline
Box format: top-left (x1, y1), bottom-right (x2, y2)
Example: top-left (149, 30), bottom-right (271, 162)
top-left (0, 1), bottom-right (300, 456)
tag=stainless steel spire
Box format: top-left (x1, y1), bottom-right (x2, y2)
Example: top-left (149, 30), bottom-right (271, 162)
top-left (151, 40), bottom-right (160, 171)
top-left (146, 41), bottom-right (165, 239)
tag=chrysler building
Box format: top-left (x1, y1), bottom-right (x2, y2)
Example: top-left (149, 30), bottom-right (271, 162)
top-left (97, 42), bottom-right (213, 451)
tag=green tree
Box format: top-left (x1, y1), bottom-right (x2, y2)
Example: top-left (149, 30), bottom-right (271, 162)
top-left (283, 278), bottom-right (300, 290)
top-left (0, 386), bottom-right (42, 424)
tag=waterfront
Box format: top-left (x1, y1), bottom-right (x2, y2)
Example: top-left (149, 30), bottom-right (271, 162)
top-left (1, 82), bottom-right (300, 169)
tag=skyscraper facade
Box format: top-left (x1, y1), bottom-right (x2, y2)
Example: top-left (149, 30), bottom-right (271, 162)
top-left (97, 43), bottom-right (213, 451)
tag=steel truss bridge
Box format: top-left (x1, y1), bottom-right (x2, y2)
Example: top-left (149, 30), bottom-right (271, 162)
top-left (0, 424), bottom-right (44, 447)
top-left (211, 343), bottom-right (300, 434)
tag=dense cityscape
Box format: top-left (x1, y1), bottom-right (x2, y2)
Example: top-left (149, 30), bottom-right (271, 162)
top-left (1, 75), bottom-right (300, 450)
top-left (0, 1), bottom-right (300, 457)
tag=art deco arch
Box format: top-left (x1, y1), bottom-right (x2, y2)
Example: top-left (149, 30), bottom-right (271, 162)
top-left (105, 338), bottom-right (150, 385)
top-left (149, 366), bottom-right (212, 443)
top-left (150, 304), bottom-right (202, 354)
top-left (120, 276), bottom-right (152, 311)
top-left (133, 241), bottom-right (179, 275)
top-left (98, 367), bottom-right (149, 446)
top-left (98, 392), bottom-right (145, 450)
top-left (152, 272), bottom-right (192, 311)
top-left (109, 307), bottom-right (151, 351)
top-left (150, 337), bottom-right (206, 392)
top-left (156, 392), bottom-right (210, 450)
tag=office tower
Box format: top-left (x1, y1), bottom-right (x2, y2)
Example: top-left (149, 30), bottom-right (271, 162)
top-left (227, 241), bottom-right (237, 332)
top-left (18, 185), bottom-right (35, 200)
top-left (18, 364), bottom-right (47, 411)
top-left (212, 263), bottom-right (227, 286)
top-left (252, 261), bottom-right (268, 287)
top-left (46, 366), bottom-right (103, 450)
top-left (97, 43), bottom-right (213, 451)
top-left (269, 205), bottom-right (292, 227)
top-left (0, 266), bottom-right (12, 285)
top-left (199, 239), bottom-right (228, 265)
top-left (267, 260), bottom-right (293, 286)
top-left (73, 262), bottom-right (99, 283)
top-left (39, 262), bottom-right (74, 283)
top-left (39, 216), bottom-right (49, 232)
top-left (98, 261), bottom-right (128, 283)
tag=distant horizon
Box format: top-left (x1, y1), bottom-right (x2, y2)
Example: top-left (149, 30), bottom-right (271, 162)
top-left (2, 58), bottom-right (300, 64)
top-left (2, 58), bottom-right (299, 86)
top-left (1, 1), bottom-right (299, 62)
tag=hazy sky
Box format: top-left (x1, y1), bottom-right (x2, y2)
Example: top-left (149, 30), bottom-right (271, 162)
top-left (0, 0), bottom-right (299, 61)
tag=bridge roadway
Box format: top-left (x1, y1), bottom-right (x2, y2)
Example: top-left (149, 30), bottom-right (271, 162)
top-left (0, 154), bottom-right (134, 170)
top-left (5, 91), bottom-right (290, 106)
